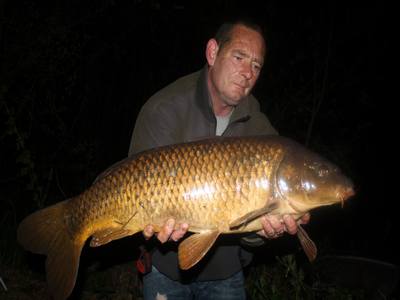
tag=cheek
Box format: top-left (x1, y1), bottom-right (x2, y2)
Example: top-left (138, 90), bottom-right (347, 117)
top-left (218, 69), bottom-right (233, 88)
top-left (221, 59), bottom-right (237, 77)
top-left (250, 73), bottom-right (260, 84)
top-left (215, 61), bottom-right (229, 77)
top-left (214, 72), bottom-right (228, 91)
top-left (244, 78), bottom-right (257, 93)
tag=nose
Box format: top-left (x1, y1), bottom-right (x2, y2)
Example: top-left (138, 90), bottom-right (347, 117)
top-left (240, 63), bottom-right (253, 80)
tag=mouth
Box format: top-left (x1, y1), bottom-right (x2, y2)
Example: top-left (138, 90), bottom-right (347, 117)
top-left (338, 186), bottom-right (355, 207)
top-left (233, 82), bottom-right (248, 90)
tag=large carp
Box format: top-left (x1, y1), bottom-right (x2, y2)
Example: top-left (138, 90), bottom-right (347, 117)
top-left (17, 135), bottom-right (354, 299)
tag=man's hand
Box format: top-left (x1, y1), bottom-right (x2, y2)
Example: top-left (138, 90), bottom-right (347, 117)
top-left (257, 213), bottom-right (310, 239)
top-left (143, 218), bottom-right (189, 243)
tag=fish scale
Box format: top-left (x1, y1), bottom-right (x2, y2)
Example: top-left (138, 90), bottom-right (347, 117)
top-left (79, 138), bottom-right (264, 231)
top-left (17, 135), bottom-right (354, 300)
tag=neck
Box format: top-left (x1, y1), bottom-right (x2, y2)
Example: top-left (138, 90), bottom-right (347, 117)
top-left (213, 101), bottom-right (234, 117)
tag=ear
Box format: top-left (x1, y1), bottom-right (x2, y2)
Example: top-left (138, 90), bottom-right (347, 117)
top-left (205, 39), bottom-right (219, 66)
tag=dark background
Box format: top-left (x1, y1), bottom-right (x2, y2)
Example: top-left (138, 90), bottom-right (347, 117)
top-left (0, 0), bottom-right (392, 284)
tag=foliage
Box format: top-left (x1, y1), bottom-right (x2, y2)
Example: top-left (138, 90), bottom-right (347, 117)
top-left (246, 254), bottom-right (367, 300)
top-left (0, 261), bottom-right (144, 299)
top-left (1, 255), bottom-right (372, 300)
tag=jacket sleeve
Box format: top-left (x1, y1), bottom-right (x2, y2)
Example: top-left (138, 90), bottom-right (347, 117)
top-left (128, 100), bottom-right (180, 156)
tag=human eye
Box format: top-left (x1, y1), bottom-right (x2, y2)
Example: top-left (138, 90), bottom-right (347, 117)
top-left (252, 62), bottom-right (262, 72)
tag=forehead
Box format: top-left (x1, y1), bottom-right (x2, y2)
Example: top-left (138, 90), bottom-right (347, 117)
top-left (224, 25), bottom-right (266, 59)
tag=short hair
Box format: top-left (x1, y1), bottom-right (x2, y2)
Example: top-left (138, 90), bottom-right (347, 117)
top-left (214, 20), bottom-right (265, 52)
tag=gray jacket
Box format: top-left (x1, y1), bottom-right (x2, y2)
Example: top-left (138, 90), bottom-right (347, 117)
top-left (129, 67), bottom-right (277, 155)
top-left (129, 66), bottom-right (278, 281)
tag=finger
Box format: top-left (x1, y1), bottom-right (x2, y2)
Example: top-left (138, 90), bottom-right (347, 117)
top-left (259, 216), bottom-right (276, 238)
top-left (170, 223), bottom-right (189, 242)
top-left (143, 225), bottom-right (154, 240)
top-left (157, 219), bottom-right (175, 243)
top-left (299, 213), bottom-right (311, 225)
top-left (283, 215), bottom-right (297, 235)
top-left (267, 215), bottom-right (285, 233)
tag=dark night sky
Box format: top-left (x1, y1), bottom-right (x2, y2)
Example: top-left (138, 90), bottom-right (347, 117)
top-left (1, 0), bottom-right (392, 269)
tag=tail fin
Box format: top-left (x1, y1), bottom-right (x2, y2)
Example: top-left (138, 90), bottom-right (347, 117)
top-left (17, 200), bottom-right (84, 300)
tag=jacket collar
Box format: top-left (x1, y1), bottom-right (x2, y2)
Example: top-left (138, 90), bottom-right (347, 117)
top-left (195, 65), bottom-right (252, 124)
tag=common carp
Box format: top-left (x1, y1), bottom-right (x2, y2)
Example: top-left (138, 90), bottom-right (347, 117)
top-left (17, 135), bottom-right (354, 299)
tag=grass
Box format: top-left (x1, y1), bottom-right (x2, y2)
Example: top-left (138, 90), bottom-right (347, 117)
top-left (245, 254), bottom-right (367, 300)
top-left (0, 252), bottom-right (374, 300)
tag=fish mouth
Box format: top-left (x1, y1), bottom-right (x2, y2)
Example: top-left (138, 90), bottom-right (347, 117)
top-left (343, 186), bottom-right (355, 199)
top-left (329, 183), bottom-right (355, 204)
top-left (337, 185), bottom-right (355, 207)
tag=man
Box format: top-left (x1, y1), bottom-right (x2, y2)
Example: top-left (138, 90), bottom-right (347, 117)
top-left (129, 20), bottom-right (310, 299)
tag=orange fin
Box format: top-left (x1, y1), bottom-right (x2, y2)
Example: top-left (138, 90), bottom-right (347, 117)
top-left (297, 225), bottom-right (317, 262)
top-left (90, 228), bottom-right (133, 247)
top-left (178, 230), bottom-right (220, 270)
top-left (17, 199), bottom-right (84, 300)
top-left (229, 202), bottom-right (278, 229)
top-left (90, 212), bottom-right (140, 247)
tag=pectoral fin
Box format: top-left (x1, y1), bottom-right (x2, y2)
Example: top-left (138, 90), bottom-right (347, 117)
top-left (297, 225), bottom-right (317, 262)
top-left (229, 202), bottom-right (278, 229)
top-left (90, 228), bottom-right (134, 247)
top-left (90, 212), bottom-right (140, 247)
top-left (178, 230), bottom-right (220, 270)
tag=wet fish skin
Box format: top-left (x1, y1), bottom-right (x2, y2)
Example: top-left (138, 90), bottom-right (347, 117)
top-left (17, 135), bottom-right (354, 300)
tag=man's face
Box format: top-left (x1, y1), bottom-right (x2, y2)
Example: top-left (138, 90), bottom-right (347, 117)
top-left (208, 25), bottom-right (266, 107)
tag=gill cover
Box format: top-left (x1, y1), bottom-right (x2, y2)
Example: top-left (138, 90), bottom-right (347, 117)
top-left (276, 141), bottom-right (350, 212)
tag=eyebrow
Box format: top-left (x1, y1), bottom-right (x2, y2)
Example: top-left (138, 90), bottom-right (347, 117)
top-left (232, 49), bottom-right (263, 65)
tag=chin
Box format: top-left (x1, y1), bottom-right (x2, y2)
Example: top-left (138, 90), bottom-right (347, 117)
top-left (224, 97), bottom-right (242, 106)
top-left (225, 92), bottom-right (245, 103)
top-left (232, 94), bottom-right (247, 103)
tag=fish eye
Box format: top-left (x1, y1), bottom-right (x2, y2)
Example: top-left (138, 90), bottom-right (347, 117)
top-left (305, 162), bottom-right (330, 177)
top-left (315, 164), bottom-right (331, 177)
top-left (319, 168), bottom-right (329, 177)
